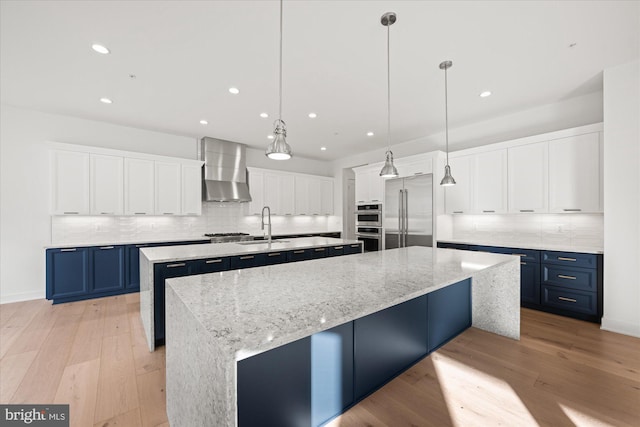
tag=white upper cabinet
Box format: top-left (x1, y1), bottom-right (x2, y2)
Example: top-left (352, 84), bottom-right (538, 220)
top-left (247, 169), bottom-right (264, 215)
top-left (548, 133), bottom-right (601, 213)
top-left (90, 154), bottom-right (124, 215)
top-left (124, 158), bottom-right (155, 215)
top-left (444, 156), bottom-right (471, 214)
top-left (320, 180), bottom-right (334, 215)
top-left (307, 178), bottom-right (322, 214)
top-left (473, 150), bottom-right (508, 214)
top-left (294, 176), bottom-right (310, 215)
top-left (279, 174), bottom-right (295, 215)
top-left (155, 162), bottom-right (181, 215)
top-left (181, 164), bottom-right (202, 216)
top-left (354, 166), bottom-right (384, 204)
top-left (508, 142), bottom-right (548, 213)
top-left (51, 150), bottom-right (90, 215)
top-left (263, 173), bottom-right (280, 214)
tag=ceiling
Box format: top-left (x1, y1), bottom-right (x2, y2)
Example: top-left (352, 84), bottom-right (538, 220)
top-left (1, 1), bottom-right (638, 161)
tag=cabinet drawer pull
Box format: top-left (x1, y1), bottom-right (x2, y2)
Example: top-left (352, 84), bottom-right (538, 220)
top-left (563, 208), bottom-right (582, 212)
top-left (134, 212), bottom-right (147, 215)
top-left (63, 211), bottom-right (79, 214)
top-left (453, 211), bottom-right (464, 214)
top-left (512, 253), bottom-right (527, 257)
top-left (136, 244), bottom-right (148, 248)
top-left (163, 213), bottom-right (174, 215)
top-left (558, 296), bottom-right (577, 303)
top-left (293, 250), bottom-right (305, 254)
top-left (99, 246), bottom-right (114, 250)
top-left (557, 257), bottom-right (577, 262)
top-left (334, 246), bottom-right (343, 250)
top-left (60, 248), bottom-right (77, 252)
top-left (100, 212), bottom-right (114, 215)
top-left (314, 248), bottom-right (326, 252)
top-left (482, 210), bottom-right (495, 213)
top-left (205, 259), bottom-right (222, 264)
top-left (519, 209), bottom-right (534, 212)
top-left (413, 172), bottom-right (424, 175)
top-left (371, 199), bottom-right (380, 202)
top-left (167, 263), bottom-right (186, 268)
top-left (185, 212), bottom-right (197, 215)
top-left (350, 245), bottom-right (360, 248)
top-left (558, 274), bottom-right (577, 280)
top-left (268, 253), bottom-right (281, 257)
top-left (240, 256), bottom-right (254, 260)
top-left (521, 262), bottom-right (526, 265)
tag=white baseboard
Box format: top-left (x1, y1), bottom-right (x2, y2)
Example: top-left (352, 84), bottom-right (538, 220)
top-left (600, 316), bottom-right (640, 338)
top-left (0, 290), bottom-right (44, 305)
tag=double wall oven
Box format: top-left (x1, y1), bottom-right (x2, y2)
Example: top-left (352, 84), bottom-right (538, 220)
top-left (355, 203), bottom-right (382, 252)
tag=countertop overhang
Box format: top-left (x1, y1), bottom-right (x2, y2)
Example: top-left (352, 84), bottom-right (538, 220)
top-left (438, 238), bottom-right (603, 254)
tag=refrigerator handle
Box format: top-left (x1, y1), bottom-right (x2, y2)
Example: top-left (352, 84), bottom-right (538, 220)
top-left (404, 189), bottom-right (408, 247)
top-left (398, 189), bottom-right (403, 247)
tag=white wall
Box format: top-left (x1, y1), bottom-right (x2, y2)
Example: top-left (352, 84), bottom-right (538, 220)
top-left (0, 105), bottom-right (334, 303)
top-left (602, 60), bottom-right (640, 337)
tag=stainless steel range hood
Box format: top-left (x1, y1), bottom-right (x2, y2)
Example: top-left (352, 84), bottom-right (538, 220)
top-left (201, 137), bottom-right (252, 202)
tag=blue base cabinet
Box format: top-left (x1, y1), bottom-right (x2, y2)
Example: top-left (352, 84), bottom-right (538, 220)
top-left (237, 278), bottom-right (472, 427)
top-left (46, 248), bottom-right (89, 301)
top-left (89, 246), bottom-right (125, 293)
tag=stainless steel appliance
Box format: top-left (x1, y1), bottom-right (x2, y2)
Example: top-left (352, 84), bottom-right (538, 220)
top-left (355, 203), bottom-right (382, 227)
top-left (201, 137), bottom-right (252, 202)
top-left (384, 174), bottom-right (433, 249)
top-left (355, 226), bottom-right (382, 252)
top-left (204, 233), bottom-right (253, 243)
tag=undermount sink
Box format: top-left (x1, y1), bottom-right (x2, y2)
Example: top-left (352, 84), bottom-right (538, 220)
top-left (236, 240), bottom-right (289, 245)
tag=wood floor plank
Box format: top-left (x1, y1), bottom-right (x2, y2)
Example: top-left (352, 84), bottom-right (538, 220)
top-left (93, 333), bottom-right (139, 424)
top-left (102, 296), bottom-right (130, 338)
top-left (136, 369), bottom-right (167, 427)
top-left (0, 350), bottom-right (37, 402)
top-left (129, 303), bottom-right (164, 375)
top-left (67, 299), bottom-right (106, 366)
top-left (93, 407), bottom-right (142, 427)
top-left (0, 299), bottom-right (49, 358)
top-left (54, 359), bottom-right (101, 427)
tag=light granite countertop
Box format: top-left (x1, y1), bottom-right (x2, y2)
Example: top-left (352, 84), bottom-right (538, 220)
top-left (140, 236), bottom-right (359, 263)
top-left (438, 238), bottom-right (603, 254)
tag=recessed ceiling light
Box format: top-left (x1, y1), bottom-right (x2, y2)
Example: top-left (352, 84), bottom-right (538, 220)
top-left (100, 97), bottom-right (112, 104)
top-left (91, 44), bottom-right (110, 54)
top-left (267, 135), bottom-right (274, 140)
top-left (308, 112), bottom-right (317, 118)
top-left (200, 120), bottom-right (208, 125)
top-left (479, 91), bottom-right (492, 98)
top-left (228, 87), bottom-right (240, 95)
top-left (260, 112), bottom-right (269, 118)
top-left (320, 147), bottom-right (327, 151)
top-left (367, 131), bottom-right (374, 136)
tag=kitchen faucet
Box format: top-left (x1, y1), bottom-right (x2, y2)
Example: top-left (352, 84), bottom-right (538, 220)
top-left (261, 206), bottom-right (272, 244)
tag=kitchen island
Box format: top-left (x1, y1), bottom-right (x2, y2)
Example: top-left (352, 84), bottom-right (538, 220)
top-left (139, 237), bottom-right (362, 351)
top-left (164, 246), bottom-right (520, 427)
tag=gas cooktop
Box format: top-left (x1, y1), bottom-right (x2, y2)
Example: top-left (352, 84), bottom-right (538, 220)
top-left (204, 233), bottom-right (253, 243)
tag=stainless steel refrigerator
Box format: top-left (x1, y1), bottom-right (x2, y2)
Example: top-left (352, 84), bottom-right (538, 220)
top-left (384, 174), bottom-right (433, 249)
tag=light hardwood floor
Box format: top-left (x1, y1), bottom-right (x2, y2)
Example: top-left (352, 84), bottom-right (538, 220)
top-left (1, 295), bottom-right (639, 427)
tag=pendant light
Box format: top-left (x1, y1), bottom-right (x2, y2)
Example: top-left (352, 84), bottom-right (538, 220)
top-left (439, 60), bottom-right (456, 186)
top-left (266, 0), bottom-right (292, 160)
top-left (379, 12), bottom-right (399, 178)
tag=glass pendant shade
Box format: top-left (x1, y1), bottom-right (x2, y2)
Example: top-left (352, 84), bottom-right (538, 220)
top-left (379, 150), bottom-right (399, 178)
top-left (266, 119), bottom-right (291, 160)
top-left (440, 164), bottom-right (456, 186)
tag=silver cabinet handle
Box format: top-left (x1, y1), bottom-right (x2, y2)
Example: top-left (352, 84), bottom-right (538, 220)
top-left (413, 172), bottom-right (423, 175)
top-left (334, 246), bottom-right (343, 250)
top-left (558, 274), bottom-right (577, 280)
top-left (206, 259), bottom-right (222, 264)
top-left (60, 248), bottom-right (77, 252)
top-left (371, 199), bottom-right (380, 202)
top-left (100, 212), bottom-right (114, 215)
top-left (167, 263), bottom-right (186, 268)
top-left (314, 248), bottom-right (326, 252)
top-left (563, 209), bottom-right (582, 212)
top-left (268, 253), bottom-right (281, 257)
top-left (136, 244), bottom-right (148, 248)
top-left (63, 212), bottom-right (79, 214)
top-left (240, 256), bottom-right (254, 260)
top-left (350, 244), bottom-right (360, 248)
top-left (293, 250), bottom-right (305, 254)
top-left (558, 296), bottom-right (577, 303)
top-left (521, 262), bottom-right (527, 265)
top-left (453, 211), bottom-right (464, 214)
top-left (99, 246), bottom-right (114, 250)
top-left (520, 209), bottom-right (534, 212)
top-left (483, 210), bottom-right (495, 213)
top-left (185, 213), bottom-right (197, 215)
top-left (557, 257), bottom-right (577, 262)
top-left (512, 254), bottom-right (527, 257)
top-left (163, 213), bottom-right (174, 215)
top-left (134, 212), bottom-right (146, 215)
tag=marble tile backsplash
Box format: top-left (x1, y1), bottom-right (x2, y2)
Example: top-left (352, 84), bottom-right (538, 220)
top-left (451, 214), bottom-right (603, 248)
top-left (51, 203), bottom-right (341, 245)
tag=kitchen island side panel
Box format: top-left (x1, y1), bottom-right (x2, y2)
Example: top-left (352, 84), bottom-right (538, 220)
top-left (139, 252), bottom-right (154, 352)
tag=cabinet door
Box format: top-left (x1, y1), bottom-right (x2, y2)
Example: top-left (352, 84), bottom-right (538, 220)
top-left (444, 156), bottom-right (471, 214)
top-left (520, 261), bottom-right (541, 305)
top-left (321, 180), bottom-right (334, 215)
top-left (51, 150), bottom-right (90, 215)
top-left (155, 162), bottom-right (181, 215)
top-left (263, 173), bottom-right (280, 214)
top-left (294, 176), bottom-right (309, 215)
top-left (125, 243), bottom-right (150, 290)
top-left (368, 169), bottom-right (384, 203)
top-left (46, 248), bottom-right (89, 300)
top-left (307, 178), bottom-right (322, 214)
top-left (181, 164), bottom-right (202, 215)
top-left (473, 150), bottom-right (507, 213)
top-left (90, 154), bottom-right (124, 215)
top-left (89, 245), bottom-right (125, 293)
top-left (124, 158), bottom-right (155, 215)
top-left (548, 133), bottom-right (601, 213)
top-left (354, 171), bottom-right (369, 204)
top-left (247, 169), bottom-right (264, 215)
top-left (428, 278), bottom-right (471, 352)
top-left (508, 142), bottom-right (548, 213)
top-left (279, 174), bottom-right (295, 215)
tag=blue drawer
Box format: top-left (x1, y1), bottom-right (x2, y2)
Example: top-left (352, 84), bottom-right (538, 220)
top-left (473, 246), bottom-right (540, 263)
top-left (288, 249), bottom-right (312, 262)
top-left (541, 285), bottom-right (597, 315)
top-left (542, 251), bottom-right (597, 269)
top-left (344, 243), bottom-right (363, 255)
top-left (263, 251), bottom-right (288, 265)
top-left (437, 242), bottom-right (469, 251)
top-left (542, 265), bottom-right (597, 292)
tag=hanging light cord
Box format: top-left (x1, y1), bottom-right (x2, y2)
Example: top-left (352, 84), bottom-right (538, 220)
top-left (444, 65), bottom-right (449, 165)
top-left (386, 22), bottom-right (391, 154)
top-left (278, 0), bottom-right (283, 123)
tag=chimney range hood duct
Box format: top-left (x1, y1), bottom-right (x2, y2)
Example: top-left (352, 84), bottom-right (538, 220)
top-left (201, 137), bottom-right (252, 202)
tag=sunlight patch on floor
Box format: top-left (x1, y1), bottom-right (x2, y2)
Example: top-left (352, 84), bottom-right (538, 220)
top-left (559, 403), bottom-right (617, 427)
top-left (431, 352), bottom-right (537, 426)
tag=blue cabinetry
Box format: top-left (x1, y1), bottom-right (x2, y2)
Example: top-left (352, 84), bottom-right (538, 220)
top-left (288, 249), bottom-right (313, 262)
top-left (46, 248), bottom-right (89, 301)
top-left (89, 245), bottom-right (125, 293)
top-left (428, 279), bottom-right (471, 352)
top-left (311, 247), bottom-right (328, 259)
top-left (229, 254), bottom-right (267, 269)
